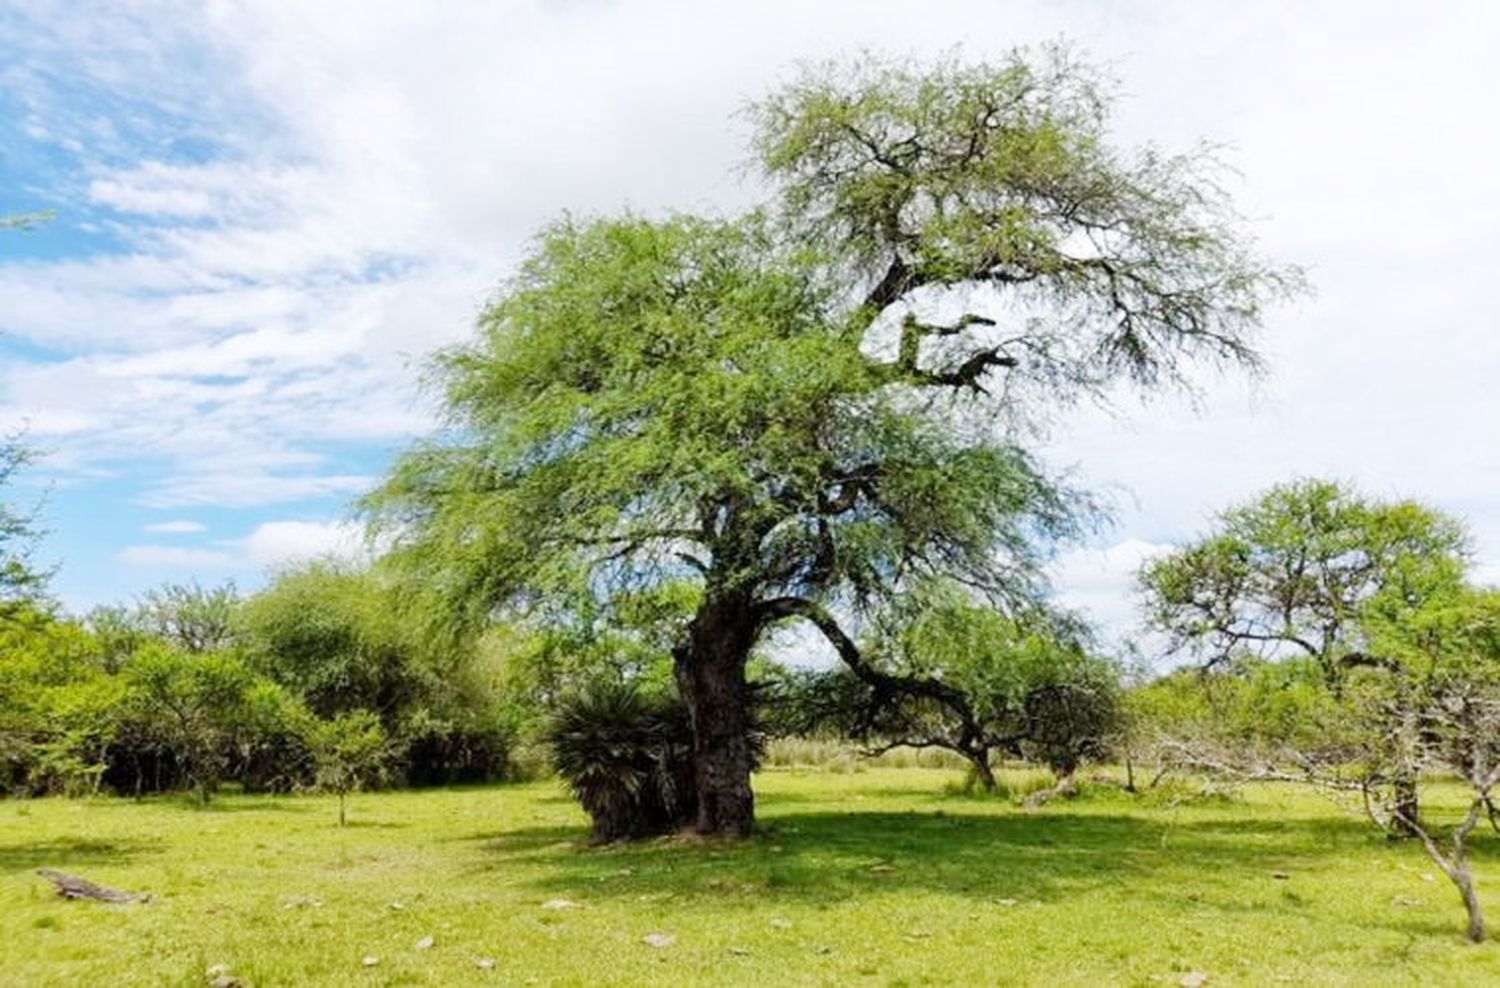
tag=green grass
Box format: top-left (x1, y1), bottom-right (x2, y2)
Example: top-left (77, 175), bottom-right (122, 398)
top-left (2, 769), bottom-right (1498, 986)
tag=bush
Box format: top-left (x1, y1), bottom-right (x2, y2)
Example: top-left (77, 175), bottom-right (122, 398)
top-left (396, 708), bottom-right (511, 786)
top-left (547, 680), bottom-right (696, 841)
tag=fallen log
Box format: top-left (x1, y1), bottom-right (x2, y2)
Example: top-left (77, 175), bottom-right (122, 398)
top-left (37, 868), bottom-right (150, 903)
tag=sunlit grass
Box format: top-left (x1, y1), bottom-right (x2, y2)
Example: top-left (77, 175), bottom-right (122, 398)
top-left (2, 768), bottom-right (1498, 986)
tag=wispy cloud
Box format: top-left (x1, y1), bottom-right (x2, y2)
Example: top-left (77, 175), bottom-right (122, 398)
top-left (143, 519), bottom-right (206, 534)
top-left (118, 544), bottom-right (237, 569)
top-left (118, 518), bottom-right (366, 572)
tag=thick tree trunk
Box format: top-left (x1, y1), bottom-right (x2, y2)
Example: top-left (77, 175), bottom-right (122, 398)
top-left (676, 592), bottom-right (758, 836)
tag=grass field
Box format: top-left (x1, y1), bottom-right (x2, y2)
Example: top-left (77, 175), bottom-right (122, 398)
top-left (2, 768), bottom-right (1498, 986)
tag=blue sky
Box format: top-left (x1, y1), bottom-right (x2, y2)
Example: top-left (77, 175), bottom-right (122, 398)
top-left (3, 1), bottom-right (1498, 642)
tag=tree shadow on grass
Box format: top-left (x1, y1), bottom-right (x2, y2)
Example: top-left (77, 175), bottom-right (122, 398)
top-left (464, 805), bottom-right (1381, 908)
top-left (0, 836), bottom-right (163, 874)
top-left (461, 807), bottom-right (1483, 942)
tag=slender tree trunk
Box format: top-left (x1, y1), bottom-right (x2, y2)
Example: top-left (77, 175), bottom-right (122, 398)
top-left (339, 791), bottom-right (347, 827)
top-left (964, 747), bottom-right (997, 792)
top-left (1391, 771), bottom-right (1421, 839)
top-left (1456, 867), bottom-right (1486, 943)
top-left (676, 592), bottom-right (758, 837)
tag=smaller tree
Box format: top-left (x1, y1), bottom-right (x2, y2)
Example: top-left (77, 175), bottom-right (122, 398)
top-left (773, 585), bottom-right (1120, 792)
top-left (308, 711), bottom-right (391, 826)
top-left (1135, 587), bottom-right (1500, 942)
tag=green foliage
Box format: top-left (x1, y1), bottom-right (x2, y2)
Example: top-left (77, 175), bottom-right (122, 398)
top-left (135, 580), bottom-right (240, 653)
top-left (1127, 657), bottom-right (1353, 761)
top-left (239, 563), bottom-right (430, 717)
top-left (366, 46), bottom-right (1295, 672)
top-left (0, 435), bottom-right (51, 621)
top-left (0, 608), bottom-right (122, 795)
top-left (547, 679), bottom-right (697, 841)
top-left (308, 710), bottom-right (391, 825)
top-left (1140, 478), bottom-right (1470, 681)
top-left (239, 562), bottom-right (513, 787)
top-left (774, 586), bottom-right (1121, 781)
top-left (116, 644), bottom-right (307, 803)
top-left (750, 47), bottom-right (1304, 388)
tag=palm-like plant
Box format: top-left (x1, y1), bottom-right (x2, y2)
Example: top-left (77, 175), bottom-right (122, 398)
top-left (548, 680), bottom-right (696, 841)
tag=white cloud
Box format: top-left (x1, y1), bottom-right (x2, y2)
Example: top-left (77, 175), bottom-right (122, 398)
top-left (240, 519), bottom-right (367, 569)
top-left (1050, 539), bottom-right (1176, 647)
top-left (143, 519), bottom-right (206, 534)
top-left (139, 473), bottom-right (376, 510)
top-left (118, 544), bottom-right (237, 569)
top-left (118, 518), bottom-right (366, 576)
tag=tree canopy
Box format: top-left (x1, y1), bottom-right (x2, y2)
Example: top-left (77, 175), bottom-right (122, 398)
top-left (1139, 478), bottom-right (1471, 682)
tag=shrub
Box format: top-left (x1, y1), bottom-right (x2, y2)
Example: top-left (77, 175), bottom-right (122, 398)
top-left (547, 680), bottom-right (696, 841)
top-left (396, 708), bottom-right (511, 786)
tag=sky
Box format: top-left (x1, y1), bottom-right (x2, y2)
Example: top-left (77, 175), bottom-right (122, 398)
top-left (1, 0), bottom-right (1497, 649)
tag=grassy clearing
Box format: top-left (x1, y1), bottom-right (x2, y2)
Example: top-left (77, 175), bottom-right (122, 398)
top-left (2, 769), bottom-right (1498, 986)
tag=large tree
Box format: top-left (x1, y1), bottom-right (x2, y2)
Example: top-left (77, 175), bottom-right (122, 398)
top-left (369, 49), bottom-right (1298, 835)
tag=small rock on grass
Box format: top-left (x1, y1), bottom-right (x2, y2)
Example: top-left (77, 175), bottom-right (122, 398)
top-left (728, 947), bottom-right (750, 956)
top-left (415, 935), bottom-right (435, 950)
top-left (642, 933), bottom-right (676, 948)
top-left (361, 956), bottom-right (380, 967)
top-left (1180, 973), bottom-right (1210, 987)
top-left (769, 918), bottom-right (792, 930)
top-left (476, 957), bottom-right (497, 969)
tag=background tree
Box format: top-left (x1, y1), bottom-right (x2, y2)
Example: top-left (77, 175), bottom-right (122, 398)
top-left (116, 644), bottom-right (301, 803)
top-left (1140, 619), bottom-right (1500, 943)
top-left (135, 580), bottom-right (239, 654)
top-left (239, 562), bottom-right (513, 786)
top-left (1140, 478), bottom-right (1469, 681)
top-left (369, 48), bottom-right (1300, 835)
top-left (1140, 478), bottom-right (1471, 830)
top-left (0, 435), bottom-right (50, 622)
